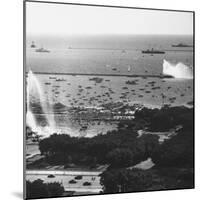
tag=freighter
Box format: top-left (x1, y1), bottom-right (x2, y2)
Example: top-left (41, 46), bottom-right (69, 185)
top-left (142, 48), bottom-right (165, 54)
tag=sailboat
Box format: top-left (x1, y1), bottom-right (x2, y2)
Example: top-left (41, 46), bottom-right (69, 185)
top-left (128, 66), bottom-right (131, 72)
top-left (30, 41), bottom-right (36, 48)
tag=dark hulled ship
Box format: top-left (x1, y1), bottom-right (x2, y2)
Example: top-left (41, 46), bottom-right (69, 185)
top-left (142, 48), bottom-right (165, 54)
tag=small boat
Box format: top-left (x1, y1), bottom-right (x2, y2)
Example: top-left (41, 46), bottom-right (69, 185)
top-left (49, 76), bottom-right (56, 79)
top-left (35, 47), bottom-right (50, 53)
top-left (171, 43), bottom-right (193, 47)
top-left (47, 174), bottom-right (55, 178)
top-left (55, 78), bottom-right (66, 82)
top-left (142, 48), bottom-right (165, 54)
top-left (30, 41), bottom-right (36, 48)
top-left (80, 125), bottom-right (87, 131)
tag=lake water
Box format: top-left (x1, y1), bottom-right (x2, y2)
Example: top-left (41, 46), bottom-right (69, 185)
top-left (27, 35), bottom-right (193, 74)
top-left (26, 35), bottom-right (193, 137)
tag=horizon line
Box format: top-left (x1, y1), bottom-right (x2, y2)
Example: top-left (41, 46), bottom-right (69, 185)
top-left (26, 33), bottom-right (194, 37)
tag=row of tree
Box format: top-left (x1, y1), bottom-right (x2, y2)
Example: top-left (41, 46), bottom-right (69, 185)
top-left (135, 105), bottom-right (193, 131)
top-left (100, 167), bottom-right (194, 193)
top-left (38, 128), bottom-right (159, 168)
top-left (37, 106), bottom-right (193, 169)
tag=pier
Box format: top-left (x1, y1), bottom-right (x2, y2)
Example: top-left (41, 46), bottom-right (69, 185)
top-left (30, 72), bottom-right (173, 79)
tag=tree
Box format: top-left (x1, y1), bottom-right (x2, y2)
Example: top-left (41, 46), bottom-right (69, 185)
top-left (26, 179), bottom-right (64, 199)
top-left (100, 168), bottom-right (154, 193)
top-left (26, 179), bottom-right (49, 198)
top-left (106, 148), bottom-right (133, 167)
top-left (137, 134), bottom-right (159, 158)
top-left (100, 167), bottom-right (194, 193)
top-left (151, 128), bottom-right (194, 168)
top-left (46, 182), bottom-right (65, 197)
top-left (149, 110), bottom-right (173, 131)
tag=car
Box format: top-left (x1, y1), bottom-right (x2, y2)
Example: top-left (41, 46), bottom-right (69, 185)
top-left (83, 181), bottom-right (92, 186)
top-left (69, 179), bottom-right (77, 184)
top-left (74, 175), bottom-right (83, 180)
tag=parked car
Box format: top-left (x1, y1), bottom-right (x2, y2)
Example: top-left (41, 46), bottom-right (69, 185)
top-left (83, 181), bottom-right (91, 186)
top-left (74, 175), bottom-right (83, 180)
top-left (69, 179), bottom-right (77, 184)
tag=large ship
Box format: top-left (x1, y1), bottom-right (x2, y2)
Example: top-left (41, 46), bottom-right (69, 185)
top-left (142, 48), bottom-right (165, 54)
top-left (35, 47), bottom-right (50, 53)
top-left (171, 43), bottom-right (193, 47)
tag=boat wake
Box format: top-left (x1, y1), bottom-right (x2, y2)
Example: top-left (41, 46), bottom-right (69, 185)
top-left (163, 59), bottom-right (193, 79)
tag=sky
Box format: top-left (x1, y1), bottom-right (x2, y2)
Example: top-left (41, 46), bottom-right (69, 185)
top-left (26, 1), bottom-right (193, 36)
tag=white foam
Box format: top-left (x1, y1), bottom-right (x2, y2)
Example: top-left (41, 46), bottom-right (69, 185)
top-left (27, 70), bottom-right (55, 135)
top-left (163, 59), bottom-right (193, 79)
